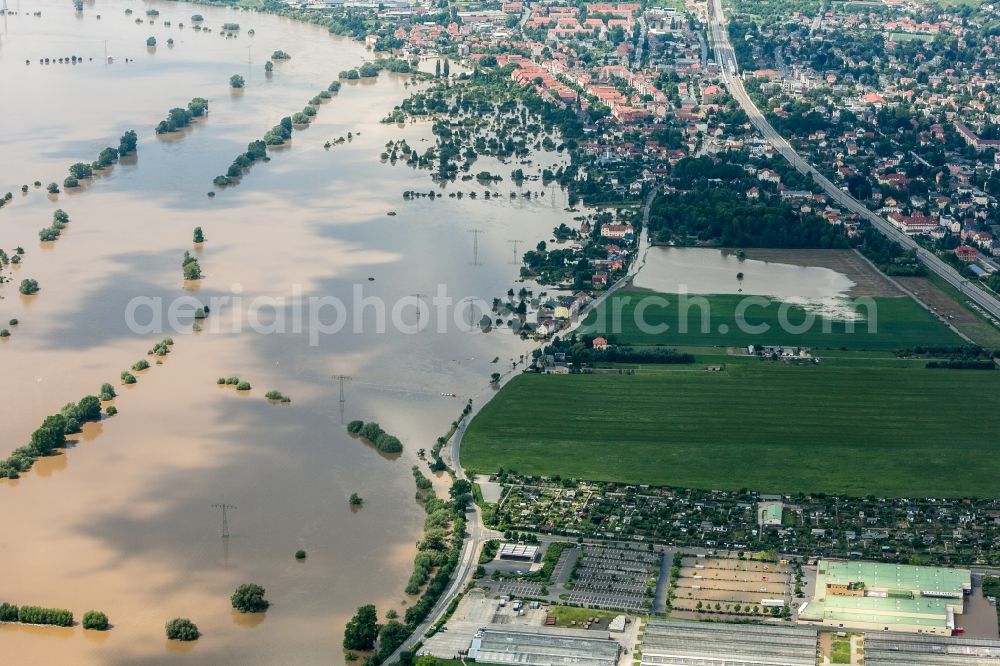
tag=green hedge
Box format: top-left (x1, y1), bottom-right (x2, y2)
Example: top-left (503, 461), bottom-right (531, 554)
top-left (17, 605), bottom-right (73, 626)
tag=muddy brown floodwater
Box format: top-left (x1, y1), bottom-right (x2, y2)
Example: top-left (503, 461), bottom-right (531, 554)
top-left (0, 1), bottom-right (582, 663)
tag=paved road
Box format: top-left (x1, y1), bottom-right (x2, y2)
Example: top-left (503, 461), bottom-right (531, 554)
top-left (707, 0), bottom-right (1000, 321)
top-left (383, 412), bottom-right (501, 664)
top-left (651, 550), bottom-right (673, 613)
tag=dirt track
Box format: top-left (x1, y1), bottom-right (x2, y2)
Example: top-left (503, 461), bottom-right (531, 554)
top-left (895, 276), bottom-right (980, 324)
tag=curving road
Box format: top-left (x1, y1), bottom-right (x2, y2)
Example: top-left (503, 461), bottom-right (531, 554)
top-left (707, 0), bottom-right (1000, 320)
top-left (383, 186), bottom-right (660, 664)
top-left (382, 409), bottom-right (501, 665)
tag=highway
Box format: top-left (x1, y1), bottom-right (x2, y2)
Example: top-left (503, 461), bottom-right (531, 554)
top-left (707, 0), bottom-right (1000, 321)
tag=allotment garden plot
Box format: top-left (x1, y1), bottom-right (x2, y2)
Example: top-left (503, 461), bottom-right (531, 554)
top-left (670, 554), bottom-right (791, 622)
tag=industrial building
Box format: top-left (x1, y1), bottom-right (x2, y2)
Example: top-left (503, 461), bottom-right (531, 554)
top-left (758, 500), bottom-right (784, 527)
top-left (498, 543), bottom-right (540, 562)
top-left (467, 627), bottom-right (621, 666)
top-left (864, 632), bottom-right (1000, 665)
top-left (639, 618), bottom-right (817, 666)
top-left (798, 560), bottom-right (971, 635)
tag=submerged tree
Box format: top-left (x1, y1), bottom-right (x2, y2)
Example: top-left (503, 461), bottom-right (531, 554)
top-left (165, 617), bottom-right (199, 641)
top-left (342, 604), bottom-right (378, 650)
top-left (119, 130), bottom-right (138, 155)
top-left (231, 583), bottom-right (269, 613)
top-left (82, 610), bottom-right (109, 630)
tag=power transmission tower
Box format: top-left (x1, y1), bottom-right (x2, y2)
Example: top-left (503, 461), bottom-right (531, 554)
top-left (468, 229), bottom-right (483, 266)
top-left (211, 503), bottom-right (236, 539)
top-left (333, 374), bottom-right (351, 423)
top-left (508, 239), bottom-right (523, 265)
top-left (410, 293), bottom-right (426, 323)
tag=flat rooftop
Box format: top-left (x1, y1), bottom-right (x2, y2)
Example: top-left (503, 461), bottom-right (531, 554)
top-left (640, 618), bottom-right (817, 666)
top-left (469, 628), bottom-right (621, 666)
top-left (800, 594), bottom-right (953, 628)
top-left (800, 560), bottom-right (972, 633)
top-left (499, 543), bottom-right (539, 560)
top-left (818, 560), bottom-right (971, 595)
top-left (864, 632), bottom-right (1000, 665)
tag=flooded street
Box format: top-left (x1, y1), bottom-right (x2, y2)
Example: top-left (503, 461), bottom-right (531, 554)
top-left (0, 1), bottom-right (575, 663)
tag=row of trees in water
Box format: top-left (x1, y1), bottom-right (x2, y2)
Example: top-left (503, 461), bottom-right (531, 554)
top-left (0, 603), bottom-right (110, 628)
top-left (155, 98), bottom-right (208, 134)
top-left (0, 583), bottom-right (267, 639)
top-left (39, 209), bottom-right (70, 242)
top-left (340, 404), bottom-right (477, 665)
top-left (0, 337), bottom-right (176, 477)
top-left (165, 583), bottom-right (269, 642)
top-left (61, 130), bottom-right (137, 188)
top-left (213, 80), bottom-right (340, 189)
top-left (0, 391), bottom-right (107, 479)
top-left (346, 420), bottom-right (403, 453)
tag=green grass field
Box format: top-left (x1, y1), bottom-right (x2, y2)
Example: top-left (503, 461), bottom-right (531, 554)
top-left (888, 32), bottom-right (935, 43)
top-left (547, 606), bottom-right (621, 627)
top-left (924, 272), bottom-right (1000, 347)
top-left (830, 636), bottom-right (852, 664)
top-left (581, 290), bottom-right (963, 351)
top-left (462, 361), bottom-right (1000, 497)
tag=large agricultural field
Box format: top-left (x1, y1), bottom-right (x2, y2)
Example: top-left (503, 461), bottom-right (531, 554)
top-left (462, 359), bottom-right (1000, 497)
top-left (580, 289), bottom-right (965, 351)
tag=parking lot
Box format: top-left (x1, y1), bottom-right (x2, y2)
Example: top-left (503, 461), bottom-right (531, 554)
top-left (495, 581), bottom-right (546, 598)
top-left (422, 589), bottom-right (644, 666)
top-left (671, 554), bottom-right (790, 621)
top-left (420, 590), bottom-right (549, 658)
top-left (550, 546), bottom-right (580, 585)
top-left (564, 544), bottom-right (661, 612)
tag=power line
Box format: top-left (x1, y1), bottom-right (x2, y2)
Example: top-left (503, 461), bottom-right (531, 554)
top-left (211, 503), bottom-right (236, 539)
top-left (410, 293), bottom-right (427, 323)
top-left (333, 374), bottom-right (351, 423)
top-left (468, 229), bottom-right (483, 266)
top-left (508, 239), bottom-right (523, 265)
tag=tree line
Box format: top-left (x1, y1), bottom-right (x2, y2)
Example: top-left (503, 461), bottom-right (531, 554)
top-left (0, 603), bottom-right (74, 627)
top-left (0, 391), bottom-right (106, 479)
top-left (346, 421), bottom-right (403, 453)
top-left (647, 186), bottom-right (849, 249)
top-left (212, 80), bottom-right (339, 188)
top-left (155, 98), bottom-right (208, 134)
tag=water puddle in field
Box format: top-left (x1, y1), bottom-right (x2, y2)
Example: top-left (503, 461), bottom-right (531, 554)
top-left (635, 247), bottom-right (864, 320)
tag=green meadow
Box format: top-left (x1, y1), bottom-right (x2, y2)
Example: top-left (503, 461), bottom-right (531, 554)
top-left (462, 360), bottom-right (1000, 497)
top-left (580, 290), bottom-right (964, 351)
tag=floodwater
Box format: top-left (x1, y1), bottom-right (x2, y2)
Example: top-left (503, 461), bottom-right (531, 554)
top-left (963, 576), bottom-right (1000, 640)
top-left (0, 1), bottom-right (576, 663)
top-left (634, 247), bottom-right (862, 319)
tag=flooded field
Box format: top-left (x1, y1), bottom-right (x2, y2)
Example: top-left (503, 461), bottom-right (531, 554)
top-left (632, 247), bottom-right (891, 320)
top-left (0, 1), bottom-right (577, 663)
top-left (634, 247), bottom-right (858, 299)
